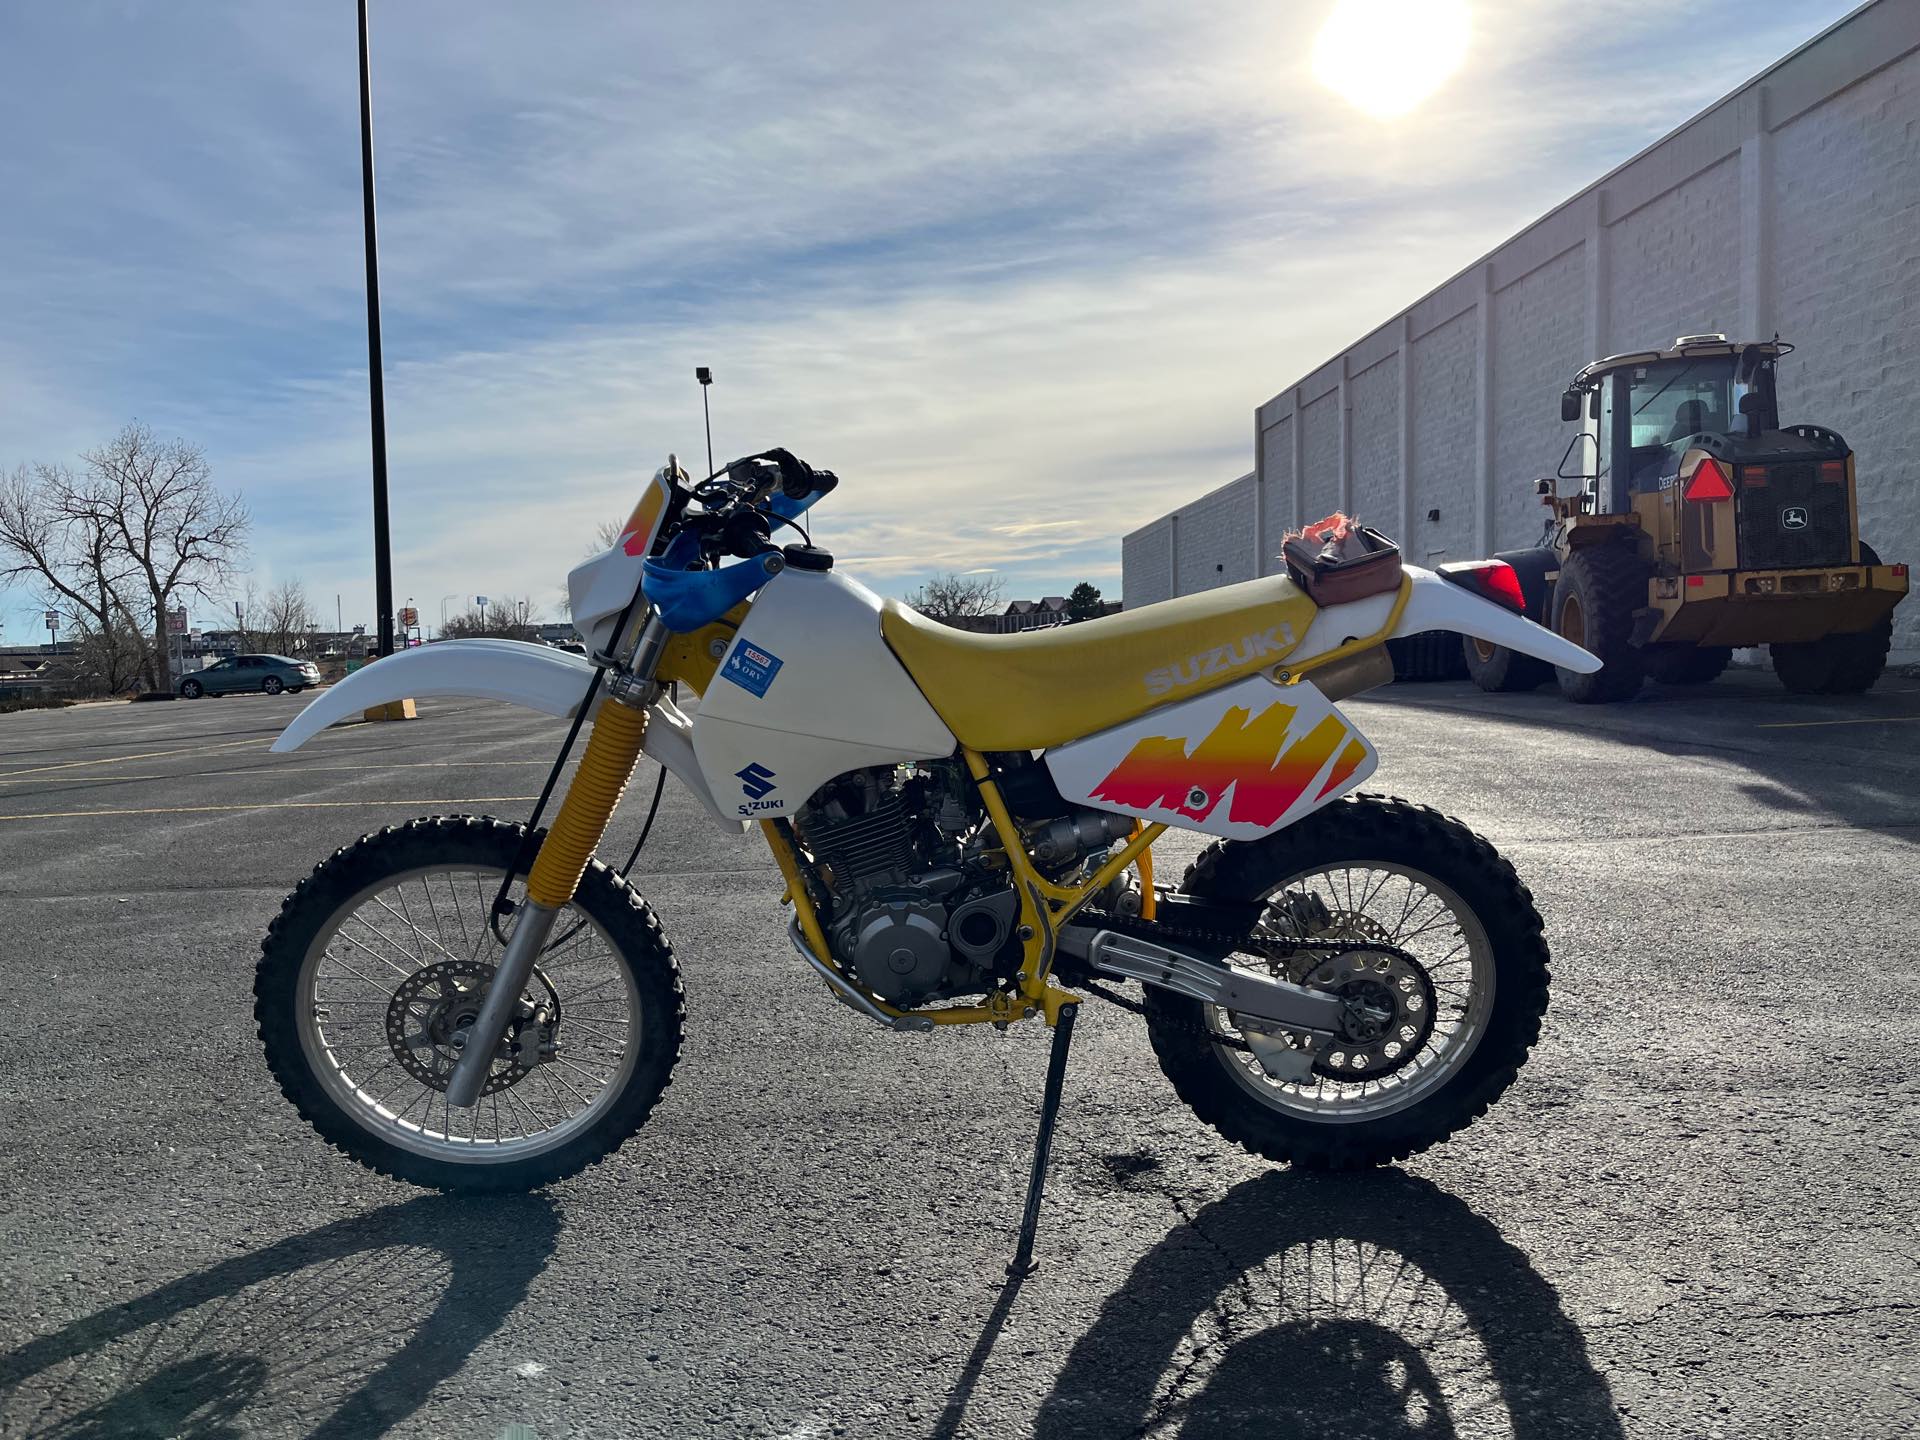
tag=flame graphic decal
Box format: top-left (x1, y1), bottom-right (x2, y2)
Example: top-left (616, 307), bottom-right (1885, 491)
top-left (1090, 701), bottom-right (1357, 827)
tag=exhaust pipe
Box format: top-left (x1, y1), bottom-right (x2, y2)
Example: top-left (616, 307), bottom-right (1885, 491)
top-left (1297, 645), bottom-right (1393, 701)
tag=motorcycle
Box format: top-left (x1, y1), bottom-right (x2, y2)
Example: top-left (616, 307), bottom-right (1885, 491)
top-left (255, 447), bottom-right (1597, 1267)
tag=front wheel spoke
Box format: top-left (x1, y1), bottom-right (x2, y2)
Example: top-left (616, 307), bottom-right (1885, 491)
top-left (558, 1013), bottom-right (629, 1037)
top-left (319, 952), bottom-right (401, 994)
top-left (355, 901), bottom-right (459, 968)
top-left (499, 1081), bottom-right (547, 1134)
top-left (541, 1063), bottom-right (596, 1107)
top-left (551, 1054), bottom-right (612, 1088)
top-left (328, 924), bottom-right (420, 979)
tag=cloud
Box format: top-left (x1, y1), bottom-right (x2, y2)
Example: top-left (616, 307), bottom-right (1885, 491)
top-left (0, 0), bottom-right (1858, 636)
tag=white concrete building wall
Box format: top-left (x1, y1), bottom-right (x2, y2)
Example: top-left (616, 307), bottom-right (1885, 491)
top-left (1122, 0), bottom-right (1920, 650)
top-left (1175, 474), bottom-right (1258, 595)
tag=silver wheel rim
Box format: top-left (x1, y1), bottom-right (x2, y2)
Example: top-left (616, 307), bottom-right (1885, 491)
top-left (1211, 862), bottom-right (1495, 1122)
top-left (295, 861), bottom-right (642, 1163)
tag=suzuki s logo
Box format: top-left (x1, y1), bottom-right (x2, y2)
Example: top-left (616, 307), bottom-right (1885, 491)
top-left (736, 763), bottom-right (777, 800)
top-left (1143, 626), bottom-right (1294, 697)
top-left (1781, 506), bottom-right (1810, 531)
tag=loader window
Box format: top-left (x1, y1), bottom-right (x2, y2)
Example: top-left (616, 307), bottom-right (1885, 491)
top-left (1626, 357), bottom-right (1739, 489)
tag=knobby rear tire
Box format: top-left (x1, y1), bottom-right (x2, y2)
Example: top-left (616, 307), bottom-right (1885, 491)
top-left (1145, 794), bottom-right (1550, 1170)
top-left (255, 816), bottom-right (685, 1193)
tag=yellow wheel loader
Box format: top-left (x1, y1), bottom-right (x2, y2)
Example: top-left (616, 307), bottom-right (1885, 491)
top-left (1465, 335), bottom-right (1907, 702)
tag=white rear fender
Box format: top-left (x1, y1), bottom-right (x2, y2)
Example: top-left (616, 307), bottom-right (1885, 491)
top-left (1291, 565), bottom-right (1599, 674)
top-left (269, 639), bottom-right (746, 831)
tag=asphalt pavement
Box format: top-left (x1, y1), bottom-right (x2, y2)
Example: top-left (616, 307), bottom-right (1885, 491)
top-left (1, 670), bottom-right (1916, 1439)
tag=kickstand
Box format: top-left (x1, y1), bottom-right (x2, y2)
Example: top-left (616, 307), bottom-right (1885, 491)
top-left (1007, 1000), bottom-right (1079, 1279)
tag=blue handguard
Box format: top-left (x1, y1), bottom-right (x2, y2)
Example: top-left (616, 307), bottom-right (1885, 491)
top-left (642, 530), bottom-right (783, 633)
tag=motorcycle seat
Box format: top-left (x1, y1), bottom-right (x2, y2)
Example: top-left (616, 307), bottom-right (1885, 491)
top-left (879, 575), bottom-right (1318, 751)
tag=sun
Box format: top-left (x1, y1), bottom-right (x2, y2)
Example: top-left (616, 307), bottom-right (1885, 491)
top-left (1311, 0), bottom-right (1472, 119)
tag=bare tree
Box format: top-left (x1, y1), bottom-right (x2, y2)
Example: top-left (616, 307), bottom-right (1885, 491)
top-left (905, 571), bottom-right (1005, 625)
top-left (57, 611), bottom-right (150, 697)
top-left (78, 423), bottom-right (248, 690)
top-left (248, 578), bottom-right (317, 657)
top-left (0, 462), bottom-right (147, 693)
top-left (441, 593), bottom-right (538, 641)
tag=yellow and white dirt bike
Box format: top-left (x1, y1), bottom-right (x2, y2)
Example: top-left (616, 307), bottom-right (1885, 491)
top-left (257, 448), bottom-right (1597, 1266)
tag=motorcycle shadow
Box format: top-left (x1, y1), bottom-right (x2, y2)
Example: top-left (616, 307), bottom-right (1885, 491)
top-left (1027, 1168), bottom-right (1624, 1440)
top-left (0, 1193), bottom-right (558, 1440)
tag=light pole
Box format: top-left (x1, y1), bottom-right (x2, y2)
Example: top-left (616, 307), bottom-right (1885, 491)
top-left (358, 0), bottom-right (396, 658)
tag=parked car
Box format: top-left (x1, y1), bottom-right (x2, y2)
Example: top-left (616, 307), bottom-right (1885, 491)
top-left (179, 654), bottom-right (320, 698)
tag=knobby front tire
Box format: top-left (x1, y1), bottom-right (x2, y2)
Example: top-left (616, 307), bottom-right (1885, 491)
top-left (1146, 794), bottom-right (1551, 1170)
top-left (255, 816), bottom-right (684, 1193)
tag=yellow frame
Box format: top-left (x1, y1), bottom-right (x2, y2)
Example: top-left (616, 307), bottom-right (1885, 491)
top-left (656, 579), bottom-right (1413, 1033)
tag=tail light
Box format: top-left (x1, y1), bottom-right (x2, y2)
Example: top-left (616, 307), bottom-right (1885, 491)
top-left (1437, 560), bottom-right (1527, 614)
top-left (1683, 458), bottom-right (1734, 503)
top-left (1819, 460), bottom-right (1846, 483)
top-left (1740, 465), bottom-right (1769, 488)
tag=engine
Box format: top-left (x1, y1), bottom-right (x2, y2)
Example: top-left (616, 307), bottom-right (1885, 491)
top-left (793, 757), bottom-right (1135, 1007)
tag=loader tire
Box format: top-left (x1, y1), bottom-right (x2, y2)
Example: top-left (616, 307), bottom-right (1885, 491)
top-left (1462, 636), bottom-right (1550, 692)
top-left (1645, 644), bottom-right (1732, 686)
top-left (1388, 631), bottom-right (1468, 682)
top-left (1772, 544), bottom-right (1893, 695)
top-left (1551, 545), bottom-right (1647, 703)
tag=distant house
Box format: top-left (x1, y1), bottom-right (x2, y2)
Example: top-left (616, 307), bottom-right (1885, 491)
top-left (0, 653), bottom-right (54, 700)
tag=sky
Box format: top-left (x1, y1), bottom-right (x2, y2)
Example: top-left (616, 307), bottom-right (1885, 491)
top-left (0, 0), bottom-right (1860, 639)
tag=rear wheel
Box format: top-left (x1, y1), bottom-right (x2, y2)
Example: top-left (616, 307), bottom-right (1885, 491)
top-left (1144, 795), bottom-right (1550, 1170)
top-left (1461, 636), bottom-right (1549, 692)
top-left (1645, 644), bottom-right (1732, 686)
top-left (256, 816), bottom-right (684, 1192)
top-left (1772, 544), bottom-right (1893, 695)
top-left (1551, 545), bottom-right (1647, 703)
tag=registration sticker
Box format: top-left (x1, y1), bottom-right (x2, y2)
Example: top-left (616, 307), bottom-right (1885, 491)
top-left (720, 641), bottom-right (784, 698)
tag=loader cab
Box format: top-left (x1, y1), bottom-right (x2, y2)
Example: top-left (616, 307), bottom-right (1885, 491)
top-left (1565, 336), bottom-right (1784, 516)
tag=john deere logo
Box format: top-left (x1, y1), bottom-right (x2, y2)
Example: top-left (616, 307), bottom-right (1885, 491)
top-left (1780, 506), bottom-right (1810, 531)
top-left (736, 763), bottom-right (777, 800)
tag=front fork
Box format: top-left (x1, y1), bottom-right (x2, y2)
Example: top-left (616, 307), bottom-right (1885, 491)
top-left (444, 615), bottom-right (666, 1107)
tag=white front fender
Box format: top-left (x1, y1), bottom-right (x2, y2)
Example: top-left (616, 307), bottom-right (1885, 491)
top-left (271, 639), bottom-right (746, 831)
top-left (271, 640), bottom-right (596, 752)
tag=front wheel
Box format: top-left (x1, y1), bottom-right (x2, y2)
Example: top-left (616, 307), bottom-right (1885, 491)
top-left (180, 678), bottom-right (203, 699)
top-left (262, 675), bottom-right (285, 695)
top-left (255, 816), bottom-right (685, 1192)
top-left (1145, 795), bottom-right (1550, 1170)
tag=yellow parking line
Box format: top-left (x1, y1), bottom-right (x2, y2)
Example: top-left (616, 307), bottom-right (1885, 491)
top-left (1757, 714), bottom-right (1920, 729)
top-left (0, 735), bottom-right (273, 779)
top-left (0, 797), bottom-right (541, 822)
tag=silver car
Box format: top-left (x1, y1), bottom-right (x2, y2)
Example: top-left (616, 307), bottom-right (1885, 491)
top-left (179, 654), bottom-right (320, 698)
